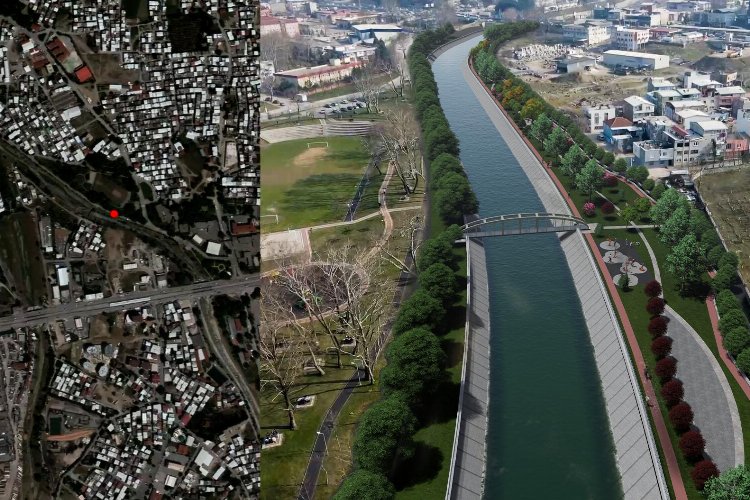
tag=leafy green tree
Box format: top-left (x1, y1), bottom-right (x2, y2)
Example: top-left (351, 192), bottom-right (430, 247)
top-left (689, 209), bottom-right (713, 239)
top-left (335, 470), bottom-right (395, 500)
top-left (381, 328), bottom-right (446, 404)
top-left (650, 188), bottom-right (690, 226)
top-left (353, 395), bottom-right (417, 474)
top-left (620, 204), bottom-right (640, 226)
top-left (529, 113), bottom-right (553, 141)
top-left (736, 349), bottom-right (750, 374)
top-left (418, 237), bottom-right (454, 271)
top-left (434, 174), bottom-right (478, 224)
top-left (543, 126), bottom-right (570, 160)
top-left (660, 207), bottom-right (692, 245)
top-left (634, 197), bottom-right (651, 215)
top-left (719, 309), bottom-right (747, 336)
top-left (575, 160), bottom-right (603, 201)
top-left (702, 229), bottom-right (721, 248)
top-left (431, 154), bottom-right (463, 183)
top-left (419, 263), bottom-right (459, 305)
top-left (643, 178), bottom-right (655, 191)
top-left (626, 166), bottom-right (649, 184)
top-left (724, 327), bottom-right (750, 357)
top-left (652, 182), bottom-right (666, 199)
top-left (603, 151), bottom-right (615, 166)
top-left (704, 464), bottom-right (750, 499)
top-left (593, 148), bottom-right (605, 161)
top-left (613, 158), bottom-right (628, 174)
top-left (560, 146), bottom-right (587, 177)
top-left (392, 290), bottom-right (445, 335)
top-left (666, 234), bottom-right (705, 291)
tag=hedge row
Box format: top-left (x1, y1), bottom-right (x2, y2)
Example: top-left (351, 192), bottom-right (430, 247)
top-left (335, 25), bottom-right (484, 498)
top-left (715, 287), bottom-right (750, 376)
top-left (645, 280), bottom-right (719, 490)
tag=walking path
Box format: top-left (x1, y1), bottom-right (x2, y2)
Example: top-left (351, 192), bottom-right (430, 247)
top-left (447, 237), bottom-right (491, 499)
top-left (464, 58), bottom-right (670, 500)
top-left (665, 306), bottom-right (744, 470)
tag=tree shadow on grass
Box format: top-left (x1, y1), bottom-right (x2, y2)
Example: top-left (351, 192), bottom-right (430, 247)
top-left (441, 339), bottom-right (464, 370)
top-left (392, 442), bottom-right (444, 490)
top-left (414, 380), bottom-right (460, 425)
top-left (281, 173), bottom-right (362, 216)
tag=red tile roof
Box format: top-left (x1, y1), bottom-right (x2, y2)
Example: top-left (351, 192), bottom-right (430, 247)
top-left (604, 117), bottom-right (633, 128)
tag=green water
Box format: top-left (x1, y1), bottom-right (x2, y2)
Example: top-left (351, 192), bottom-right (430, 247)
top-left (433, 37), bottom-right (623, 499)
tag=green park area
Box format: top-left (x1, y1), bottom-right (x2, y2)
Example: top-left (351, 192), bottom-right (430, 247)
top-left (260, 137), bottom-right (374, 231)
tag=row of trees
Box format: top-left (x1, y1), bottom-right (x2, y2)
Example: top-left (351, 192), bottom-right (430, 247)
top-left (336, 24), bottom-right (477, 498)
top-left (643, 281), bottom-right (720, 490)
top-left (715, 289), bottom-right (750, 375)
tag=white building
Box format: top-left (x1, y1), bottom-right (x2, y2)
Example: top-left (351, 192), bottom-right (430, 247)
top-left (623, 95), bottom-right (655, 122)
top-left (351, 24), bottom-right (403, 42)
top-left (614, 27), bottom-right (650, 51)
top-left (563, 22), bottom-right (611, 45)
top-left (602, 50), bottom-right (669, 70)
top-left (584, 104), bottom-right (617, 132)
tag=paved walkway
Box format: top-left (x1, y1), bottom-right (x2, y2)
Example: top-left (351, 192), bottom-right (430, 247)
top-left (447, 238), bottom-right (490, 500)
top-left (665, 306), bottom-right (744, 470)
top-left (464, 59), bottom-right (670, 500)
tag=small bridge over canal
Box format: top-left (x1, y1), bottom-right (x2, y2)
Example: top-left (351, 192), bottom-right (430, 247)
top-left (461, 212), bottom-right (589, 238)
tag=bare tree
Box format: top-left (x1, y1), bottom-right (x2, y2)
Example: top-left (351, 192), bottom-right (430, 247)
top-left (261, 32), bottom-right (292, 72)
top-left (260, 74), bottom-right (277, 100)
top-left (353, 66), bottom-right (382, 114)
top-left (360, 126), bottom-right (386, 175)
top-left (380, 214), bottom-right (423, 276)
top-left (259, 288), bottom-right (307, 430)
top-left (379, 110), bottom-right (422, 195)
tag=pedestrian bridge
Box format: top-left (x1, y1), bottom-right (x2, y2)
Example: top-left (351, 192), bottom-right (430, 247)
top-left (462, 213), bottom-right (589, 238)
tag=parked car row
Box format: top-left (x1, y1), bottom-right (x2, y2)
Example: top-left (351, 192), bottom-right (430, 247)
top-left (318, 101), bottom-right (366, 115)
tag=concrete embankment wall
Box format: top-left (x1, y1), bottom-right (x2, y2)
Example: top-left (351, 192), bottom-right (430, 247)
top-left (451, 47), bottom-right (669, 500)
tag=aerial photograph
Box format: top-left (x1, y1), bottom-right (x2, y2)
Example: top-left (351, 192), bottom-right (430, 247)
top-left (0, 0), bottom-right (261, 499)
top-left (259, 0), bottom-right (750, 497)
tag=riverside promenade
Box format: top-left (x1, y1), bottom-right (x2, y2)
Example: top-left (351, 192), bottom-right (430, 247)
top-left (446, 237), bottom-right (491, 499)
top-left (453, 53), bottom-right (670, 499)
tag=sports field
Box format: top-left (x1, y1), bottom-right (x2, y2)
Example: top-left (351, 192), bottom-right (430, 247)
top-left (261, 137), bottom-right (373, 231)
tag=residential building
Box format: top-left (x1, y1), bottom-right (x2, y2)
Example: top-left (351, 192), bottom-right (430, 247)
top-left (274, 59), bottom-right (362, 90)
top-left (603, 116), bottom-right (642, 152)
top-left (633, 140), bottom-right (675, 167)
top-left (351, 24), bottom-right (403, 42)
top-left (704, 8), bottom-right (736, 26)
top-left (562, 22), bottom-right (611, 45)
top-left (648, 77), bottom-right (676, 93)
top-left (602, 50), bottom-right (669, 70)
top-left (614, 27), bottom-right (650, 50)
top-left (584, 104), bottom-right (617, 132)
top-left (664, 99), bottom-right (707, 121)
top-left (260, 16), bottom-right (300, 37)
top-left (711, 85), bottom-right (746, 109)
top-left (724, 132), bottom-right (750, 159)
top-left (623, 95), bottom-right (655, 121)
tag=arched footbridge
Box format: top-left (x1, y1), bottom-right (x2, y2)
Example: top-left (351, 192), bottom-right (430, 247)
top-left (462, 212), bottom-right (589, 238)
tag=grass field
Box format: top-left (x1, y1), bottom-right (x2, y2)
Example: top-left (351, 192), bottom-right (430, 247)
top-left (699, 169), bottom-right (750, 285)
top-left (261, 137), bottom-right (372, 231)
top-left (309, 217), bottom-right (384, 253)
top-left (92, 173), bottom-right (130, 206)
top-left (0, 213), bottom-right (46, 306)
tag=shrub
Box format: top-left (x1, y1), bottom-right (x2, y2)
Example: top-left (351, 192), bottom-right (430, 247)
top-left (601, 201), bottom-right (615, 215)
top-left (736, 349), bottom-right (750, 374)
top-left (644, 280), bottom-right (662, 298)
top-left (713, 265), bottom-right (737, 292)
top-left (652, 182), bottom-right (666, 199)
top-left (668, 402), bottom-right (694, 433)
top-left (719, 309), bottom-right (747, 337)
top-left (583, 202), bottom-right (596, 217)
top-left (655, 356), bottom-right (677, 381)
top-left (651, 336), bottom-right (673, 360)
top-left (724, 327), bottom-right (750, 357)
top-left (719, 251), bottom-right (740, 271)
top-left (643, 178), bottom-right (655, 191)
top-left (602, 174), bottom-right (617, 188)
top-left (646, 297), bottom-right (665, 317)
top-left (679, 430), bottom-right (706, 462)
top-left (707, 245), bottom-right (727, 270)
top-left (692, 460), bottom-right (720, 490)
top-left (701, 229), bottom-right (721, 249)
top-left (334, 471), bottom-right (395, 500)
top-left (613, 157), bottom-right (628, 174)
top-left (648, 316), bottom-right (668, 338)
top-left (660, 378), bottom-right (683, 407)
top-left (716, 290), bottom-right (740, 316)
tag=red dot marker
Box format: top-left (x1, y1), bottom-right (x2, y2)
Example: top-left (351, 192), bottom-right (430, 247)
top-left (109, 209), bottom-right (119, 219)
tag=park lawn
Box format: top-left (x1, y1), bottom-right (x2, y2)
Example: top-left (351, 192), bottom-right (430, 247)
top-left (261, 137), bottom-right (371, 231)
top-left (260, 350), bottom-right (363, 500)
top-left (309, 218), bottom-right (384, 254)
top-left (308, 74), bottom-right (393, 102)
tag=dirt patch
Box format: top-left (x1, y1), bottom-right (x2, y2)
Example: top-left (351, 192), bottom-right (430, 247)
top-left (293, 147), bottom-right (328, 169)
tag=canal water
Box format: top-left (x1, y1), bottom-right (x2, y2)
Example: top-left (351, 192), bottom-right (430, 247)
top-left (433, 36), bottom-right (623, 499)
